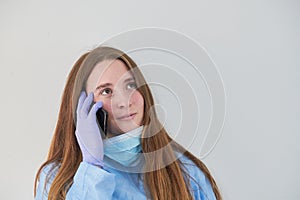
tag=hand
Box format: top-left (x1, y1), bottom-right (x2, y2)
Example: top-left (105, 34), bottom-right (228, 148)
top-left (75, 91), bottom-right (104, 167)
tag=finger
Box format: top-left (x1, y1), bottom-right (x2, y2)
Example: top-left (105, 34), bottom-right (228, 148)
top-left (89, 101), bottom-right (103, 117)
top-left (81, 92), bottom-right (94, 117)
top-left (76, 91), bottom-right (87, 116)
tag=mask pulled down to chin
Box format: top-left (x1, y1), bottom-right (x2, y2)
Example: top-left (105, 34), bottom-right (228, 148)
top-left (103, 126), bottom-right (144, 167)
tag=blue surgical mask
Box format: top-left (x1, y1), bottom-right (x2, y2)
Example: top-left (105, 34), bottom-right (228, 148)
top-left (103, 126), bottom-right (144, 166)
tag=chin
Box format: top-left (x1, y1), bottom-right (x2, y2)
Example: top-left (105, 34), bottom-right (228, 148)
top-left (120, 124), bottom-right (140, 133)
top-left (108, 123), bottom-right (140, 136)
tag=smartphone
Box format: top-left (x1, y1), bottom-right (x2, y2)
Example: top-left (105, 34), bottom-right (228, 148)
top-left (96, 107), bottom-right (108, 138)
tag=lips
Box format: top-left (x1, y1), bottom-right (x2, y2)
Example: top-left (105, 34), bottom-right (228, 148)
top-left (117, 113), bottom-right (137, 120)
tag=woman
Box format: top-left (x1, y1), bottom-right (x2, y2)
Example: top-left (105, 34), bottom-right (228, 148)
top-left (34, 46), bottom-right (222, 200)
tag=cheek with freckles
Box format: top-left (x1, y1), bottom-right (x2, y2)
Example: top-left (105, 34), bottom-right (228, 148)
top-left (131, 91), bottom-right (145, 124)
top-left (101, 99), bottom-right (112, 113)
top-left (131, 91), bottom-right (143, 104)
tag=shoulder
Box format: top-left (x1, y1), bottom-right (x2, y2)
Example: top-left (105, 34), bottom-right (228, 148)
top-left (178, 154), bottom-right (217, 200)
top-left (35, 163), bottom-right (61, 199)
top-left (39, 162), bottom-right (60, 183)
top-left (178, 154), bottom-right (207, 181)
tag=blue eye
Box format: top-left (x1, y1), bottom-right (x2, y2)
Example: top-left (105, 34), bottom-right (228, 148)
top-left (101, 88), bottom-right (112, 96)
top-left (127, 82), bottom-right (137, 90)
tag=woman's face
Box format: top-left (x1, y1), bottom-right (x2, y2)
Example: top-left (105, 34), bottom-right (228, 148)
top-left (86, 59), bottom-right (144, 137)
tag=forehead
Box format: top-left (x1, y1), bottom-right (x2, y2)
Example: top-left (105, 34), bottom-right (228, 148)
top-left (86, 59), bottom-right (133, 90)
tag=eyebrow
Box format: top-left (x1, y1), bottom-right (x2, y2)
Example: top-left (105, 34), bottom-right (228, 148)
top-left (95, 83), bottom-right (113, 90)
top-left (95, 77), bottom-right (135, 90)
top-left (124, 77), bottom-right (135, 83)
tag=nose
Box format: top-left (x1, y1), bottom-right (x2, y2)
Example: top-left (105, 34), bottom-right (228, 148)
top-left (113, 91), bottom-right (132, 109)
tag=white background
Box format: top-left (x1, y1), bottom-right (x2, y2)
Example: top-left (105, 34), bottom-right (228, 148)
top-left (1, 0), bottom-right (299, 199)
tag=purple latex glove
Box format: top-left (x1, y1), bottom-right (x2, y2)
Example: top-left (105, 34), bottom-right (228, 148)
top-left (75, 91), bottom-right (104, 167)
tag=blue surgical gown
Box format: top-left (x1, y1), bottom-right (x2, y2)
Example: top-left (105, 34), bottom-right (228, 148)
top-left (35, 155), bottom-right (217, 200)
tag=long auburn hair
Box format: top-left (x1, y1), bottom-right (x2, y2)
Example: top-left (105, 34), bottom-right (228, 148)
top-left (34, 46), bottom-right (222, 200)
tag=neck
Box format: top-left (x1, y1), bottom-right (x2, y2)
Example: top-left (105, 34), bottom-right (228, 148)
top-left (106, 132), bottom-right (122, 138)
top-left (106, 126), bottom-right (143, 138)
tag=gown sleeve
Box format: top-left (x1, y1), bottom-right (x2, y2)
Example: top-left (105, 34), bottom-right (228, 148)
top-left (35, 162), bottom-right (116, 200)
